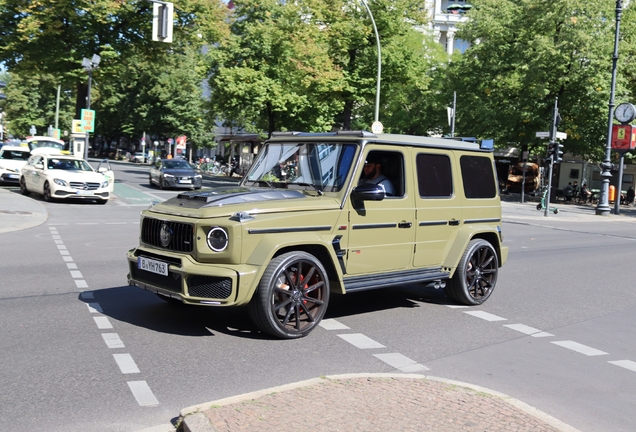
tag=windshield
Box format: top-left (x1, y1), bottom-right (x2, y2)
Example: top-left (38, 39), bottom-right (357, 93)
top-left (29, 140), bottom-right (65, 151)
top-left (244, 142), bottom-right (358, 192)
top-left (163, 160), bottom-right (193, 169)
top-left (47, 158), bottom-right (93, 171)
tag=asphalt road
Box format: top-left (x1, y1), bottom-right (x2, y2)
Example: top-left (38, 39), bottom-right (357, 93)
top-left (2, 162), bottom-right (636, 431)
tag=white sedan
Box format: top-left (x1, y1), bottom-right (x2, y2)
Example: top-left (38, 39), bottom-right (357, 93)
top-left (20, 150), bottom-right (114, 204)
top-left (0, 145), bottom-right (31, 185)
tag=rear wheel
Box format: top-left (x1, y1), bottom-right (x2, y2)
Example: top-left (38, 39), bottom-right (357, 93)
top-left (249, 251), bottom-right (329, 339)
top-left (149, 175), bottom-right (154, 187)
top-left (20, 177), bottom-right (29, 196)
top-left (448, 239), bottom-right (498, 305)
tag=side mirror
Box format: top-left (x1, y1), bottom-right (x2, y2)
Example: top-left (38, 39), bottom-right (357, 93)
top-left (352, 183), bottom-right (385, 201)
top-left (97, 167), bottom-right (107, 173)
top-left (35, 163), bottom-right (44, 170)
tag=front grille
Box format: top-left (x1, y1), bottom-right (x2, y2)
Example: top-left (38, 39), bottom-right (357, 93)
top-left (141, 218), bottom-right (194, 252)
top-left (69, 182), bottom-right (100, 190)
top-left (130, 263), bottom-right (182, 293)
top-left (188, 276), bottom-right (232, 299)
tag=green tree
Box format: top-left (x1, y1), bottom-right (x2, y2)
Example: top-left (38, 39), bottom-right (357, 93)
top-left (208, 0), bottom-right (346, 135)
top-left (0, 0), bottom-right (229, 143)
top-left (446, 0), bottom-right (628, 160)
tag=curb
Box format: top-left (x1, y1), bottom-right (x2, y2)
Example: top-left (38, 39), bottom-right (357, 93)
top-left (179, 373), bottom-right (580, 432)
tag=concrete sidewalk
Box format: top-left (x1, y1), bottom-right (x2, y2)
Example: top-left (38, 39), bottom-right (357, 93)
top-left (0, 187), bottom-right (48, 234)
top-left (177, 373), bottom-right (578, 432)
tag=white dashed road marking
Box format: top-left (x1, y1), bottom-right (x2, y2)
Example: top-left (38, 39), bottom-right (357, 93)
top-left (87, 303), bottom-right (103, 313)
top-left (338, 333), bottom-right (385, 349)
top-left (551, 340), bottom-right (608, 356)
top-left (94, 316), bottom-right (113, 329)
top-left (373, 353), bottom-right (429, 372)
top-left (102, 333), bottom-right (125, 349)
top-left (608, 360), bottom-right (636, 372)
top-left (127, 381), bottom-right (159, 406)
top-left (319, 319), bottom-right (351, 330)
top-left (114, 353), bottom-right (140, 374)
top-left (463, 310), bottom-right (508, 321)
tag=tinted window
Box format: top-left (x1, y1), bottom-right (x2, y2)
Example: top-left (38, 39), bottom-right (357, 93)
top-left (460, 155), bottom-right (496, 198)
top-left (416, 153), bottom-right (452, 198)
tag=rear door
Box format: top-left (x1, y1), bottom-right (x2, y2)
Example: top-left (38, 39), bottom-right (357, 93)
top-left (412, 150), bottom-right (463, 268)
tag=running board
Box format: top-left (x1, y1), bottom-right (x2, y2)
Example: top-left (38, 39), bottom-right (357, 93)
top-left (343, 268), bottom-right (450, 293)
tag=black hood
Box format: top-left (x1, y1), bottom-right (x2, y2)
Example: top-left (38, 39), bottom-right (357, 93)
top-left (165, 186), bottom-right (306, 208)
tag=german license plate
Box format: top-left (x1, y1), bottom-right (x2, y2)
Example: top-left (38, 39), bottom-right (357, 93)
top-left (138, 256), bottom-right (168, 276)
top-left (7, 174), bottom-right (18, 179)
top-left (76, 190), bottom-right (93, 195)
top-left (178, 178), bottom-right (191, 184)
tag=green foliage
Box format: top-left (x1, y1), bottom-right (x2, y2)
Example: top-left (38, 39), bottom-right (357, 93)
top-left (447, 0), bottom-right (627, 160)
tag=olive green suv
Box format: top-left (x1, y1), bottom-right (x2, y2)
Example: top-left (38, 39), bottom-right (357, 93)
top-left (127, 131), bottom-right (508, 339)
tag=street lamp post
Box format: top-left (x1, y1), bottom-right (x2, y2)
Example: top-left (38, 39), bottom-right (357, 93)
top-left (596, 0), bottom-right (623, 216)
top-left (82, 54), bottom-right (101, 160)
top-left (360, 0), bottom-right (382, 132)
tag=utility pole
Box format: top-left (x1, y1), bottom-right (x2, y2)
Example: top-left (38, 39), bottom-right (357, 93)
top-left (451, 91), bottom-right (456, 137)
top-left (544, 98), bottom-right (561, 217)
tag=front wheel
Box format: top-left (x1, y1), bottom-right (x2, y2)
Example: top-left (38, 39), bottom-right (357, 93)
top-left (20, 177), bottom-right (29, 196)
top-left (249, 251), bottom-right (330, 339)
top-left (447, 239), bottom-right (498, 306)
top-left (536, 203), bottom-right (542, 211)
top-left (43, 181), bottom-right (54, 202)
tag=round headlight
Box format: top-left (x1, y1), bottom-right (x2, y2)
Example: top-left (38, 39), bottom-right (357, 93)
top-left (206, 227), bottom-right (229, 252)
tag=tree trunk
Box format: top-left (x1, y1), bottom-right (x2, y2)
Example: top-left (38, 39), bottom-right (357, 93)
top-left (76, 82), bottom-right (88, 119)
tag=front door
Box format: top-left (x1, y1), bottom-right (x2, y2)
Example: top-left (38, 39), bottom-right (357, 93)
top-left (345, 147), bottom-right (415, 275)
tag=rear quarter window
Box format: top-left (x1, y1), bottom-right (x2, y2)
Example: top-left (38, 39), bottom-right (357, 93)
top-left (416, 153), bottom-right (452, 197)
top-left (460, 155), bottom-right (497, 199)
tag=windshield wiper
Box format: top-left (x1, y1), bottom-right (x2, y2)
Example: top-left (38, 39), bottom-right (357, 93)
top-left (289, 182), bottom-right (323, 196)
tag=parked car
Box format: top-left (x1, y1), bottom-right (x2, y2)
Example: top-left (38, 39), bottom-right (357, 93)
top-left (20, 149), bottom-right (114, 204)
top-left (128, 131), bottom-right (508, 339)
top-left (0, 145), bottom-right (31, 185)
top-left (149, 158), bottom-right (202, 189)
top-left (131, 152), bottom-right (148, 163)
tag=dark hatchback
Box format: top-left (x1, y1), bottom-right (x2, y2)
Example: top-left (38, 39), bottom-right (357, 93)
top-left (149, 159), bottom-right (203, 190)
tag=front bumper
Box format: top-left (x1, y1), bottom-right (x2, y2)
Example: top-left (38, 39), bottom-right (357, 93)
top-left (0, 172), bottom-right (20, 184)
top-left (161, 176), bottom-right (202, 188)
top-left (127, 248), bottom-right (260, 306)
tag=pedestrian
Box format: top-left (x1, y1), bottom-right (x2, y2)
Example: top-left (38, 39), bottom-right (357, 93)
top-left (626, 186), bottom-right (635, 206)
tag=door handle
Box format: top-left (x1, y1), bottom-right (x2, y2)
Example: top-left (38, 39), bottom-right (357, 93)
top-left (449, 220), bottom-right (460, 226)
top-left (398, 221), bottom-right (412, 228)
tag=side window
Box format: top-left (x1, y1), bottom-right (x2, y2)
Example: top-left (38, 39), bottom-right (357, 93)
top-left (416, 153), bottom-right (452, 198)
top-left (360, 151), bottom-right (404, 197)
top-left (460, 155), bottom-right (497, 199)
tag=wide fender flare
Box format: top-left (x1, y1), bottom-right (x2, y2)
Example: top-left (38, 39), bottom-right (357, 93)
top-left (443, 224), bottom-right (502, 275)
top-left (245, 233), bottom-right (345, 290)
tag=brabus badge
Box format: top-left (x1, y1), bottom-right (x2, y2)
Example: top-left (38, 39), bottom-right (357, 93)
top-left (159, 223), bottom-right (172, 247)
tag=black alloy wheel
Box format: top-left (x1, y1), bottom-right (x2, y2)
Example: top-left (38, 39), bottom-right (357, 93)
top-left (249, 251), bottom-right (330, 339)
top-left (447, 239), bottom-right (498, 305)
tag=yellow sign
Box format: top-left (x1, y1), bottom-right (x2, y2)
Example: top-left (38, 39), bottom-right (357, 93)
top-left (72, 119), bottom-right (83, 133)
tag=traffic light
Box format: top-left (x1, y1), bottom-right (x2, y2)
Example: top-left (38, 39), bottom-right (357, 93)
top-left (152, 2), bottom-right (174, 43)
top-left (554, 142), bottom-right (564, 162)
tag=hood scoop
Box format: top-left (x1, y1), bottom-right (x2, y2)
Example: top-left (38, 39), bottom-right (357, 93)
top-left (173, 187), bottom-right (306, 208)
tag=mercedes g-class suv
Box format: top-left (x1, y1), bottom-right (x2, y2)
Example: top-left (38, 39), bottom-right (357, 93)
top-left (127, 131), bottom-right (508, 339)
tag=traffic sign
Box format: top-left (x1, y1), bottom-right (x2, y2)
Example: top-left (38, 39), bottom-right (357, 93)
top-left (80, 109), bottom-right (95, 132)
top-left (535, 131), bottom-right (549, 138)
top-left (556, 131), bottom-right (567, 140)
top-left (72, 119), bottom-right (83, 134)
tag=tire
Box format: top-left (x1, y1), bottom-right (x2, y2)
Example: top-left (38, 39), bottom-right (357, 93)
top-left (448, 239), bottom-right (498, 306)
top-left (248, 251), bottom-right (330, 339)
top-left (20, 177), bottom-right (29, 196)
top-left (43, 181), bottom-right (53, 202)
top-left (553, 208), bottom-right (559, 214)
top-left (536, 203), bottom-right (542, 211)
top-left (149, 175), bottom-right (154, 187)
